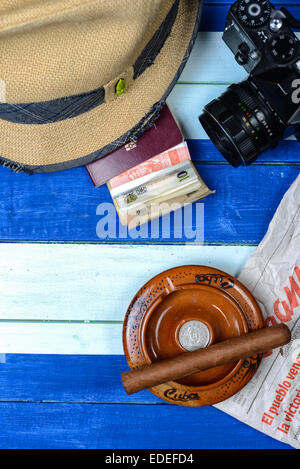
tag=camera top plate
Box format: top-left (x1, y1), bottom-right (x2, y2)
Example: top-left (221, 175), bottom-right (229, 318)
top-left (223, 0), bottom-right (300, 74)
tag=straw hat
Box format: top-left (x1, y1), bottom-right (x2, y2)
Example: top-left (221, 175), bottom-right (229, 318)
top-left (0, 0), bottom-right (201, 173)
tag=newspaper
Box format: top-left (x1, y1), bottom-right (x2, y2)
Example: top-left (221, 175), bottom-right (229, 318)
top-left (216, 173), bottom-right (300, 449)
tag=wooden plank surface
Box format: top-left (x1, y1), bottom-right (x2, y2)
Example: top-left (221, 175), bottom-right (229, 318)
top-left (0, 244), bottom-right (254, 323)
top-left (0, 401), bottom-right (288, 450)
top-left (180, 32), bottom-right (300, 84)
top-left (0, 1), bottom-right (299, 449)
top-left (0, 244), bottom-right (253, 356)
top-left (168, 83), bottom-right (298, 140)
top-left (0, 164), bottom-right (297, 244)
top-left (188, 140), bottom-right (300, 163)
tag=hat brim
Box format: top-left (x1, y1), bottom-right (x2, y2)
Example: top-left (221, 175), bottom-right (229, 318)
top-left (0, 0), bottom-right (201, 173)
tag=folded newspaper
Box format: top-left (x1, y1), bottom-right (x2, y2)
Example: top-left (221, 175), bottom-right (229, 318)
top-left (216, 174), bottom-right (300, 448)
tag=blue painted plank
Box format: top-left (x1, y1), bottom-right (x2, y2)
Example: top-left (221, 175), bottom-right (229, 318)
top-left (0, 354), bottom-right (153, 404)
top-left (0, 354), bottom-right (292, 448)
top-left (0, 401), bottom-right (290, 449)
top-left (188, 140), bottom-right (300, 164)
top-left (0, 163), bottom-right (297, 244)
top-left (0, 354), bottom-right (292, 450)
top-left (204, 1), bottom-right (300, 4)
top-left (200, 5), bottom-right (300, 31)
top-left (193, 164), bottom-right (298, 245)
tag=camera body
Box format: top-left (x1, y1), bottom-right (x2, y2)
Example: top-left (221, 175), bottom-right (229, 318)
top-left (199, 0), bottom-right (300, 167)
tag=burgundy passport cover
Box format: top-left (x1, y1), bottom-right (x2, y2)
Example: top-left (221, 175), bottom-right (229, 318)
top-left (86, 105), bottom-right (183, 187)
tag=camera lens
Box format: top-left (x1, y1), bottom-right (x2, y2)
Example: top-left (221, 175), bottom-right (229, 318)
top-left (199, 80), bottom-right (285, 166)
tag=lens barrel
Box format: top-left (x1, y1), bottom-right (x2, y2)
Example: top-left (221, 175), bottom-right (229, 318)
top-left (199, 80), bottom-right (285, 166)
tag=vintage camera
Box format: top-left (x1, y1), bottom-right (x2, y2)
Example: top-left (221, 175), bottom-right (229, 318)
top-left (199, 0), bottom-right (300, 167)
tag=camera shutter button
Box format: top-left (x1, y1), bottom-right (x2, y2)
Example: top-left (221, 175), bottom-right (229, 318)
top-left (269, 17), bottom-right (283, 32)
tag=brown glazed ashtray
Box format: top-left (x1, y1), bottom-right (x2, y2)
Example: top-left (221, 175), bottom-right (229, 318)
top-left (123, 266), bottom-right (264, 406)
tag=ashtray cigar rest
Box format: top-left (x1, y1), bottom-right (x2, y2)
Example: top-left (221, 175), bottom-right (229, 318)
top-left (123, 266), bottom-right (264, 406)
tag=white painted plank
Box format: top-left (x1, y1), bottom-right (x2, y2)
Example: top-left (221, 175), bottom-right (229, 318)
top-left (178, 31), bottom-right (300, 84)
top-left (167, 84), bottom-right (296, 140)
top-left (0, 242), bottom-right (255, 355)
top-left (179, 32), bottom-right (248, 84)
top-left (168, 83), bottom-right (227, 139)
top-left (0, 243), bottom-right (254, 325)
top-left (0, 322), bottom-right (124, 355)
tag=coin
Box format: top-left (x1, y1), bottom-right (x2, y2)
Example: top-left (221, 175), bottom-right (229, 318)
top-left (178, 320), bottom-right (210, 352)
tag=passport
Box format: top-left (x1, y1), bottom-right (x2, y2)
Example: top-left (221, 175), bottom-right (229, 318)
top-left (86, 104), bottom-right (183, 187)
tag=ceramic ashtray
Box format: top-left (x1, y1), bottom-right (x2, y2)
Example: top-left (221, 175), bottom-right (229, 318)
top-left (123, 265), bottom-right (264, 406)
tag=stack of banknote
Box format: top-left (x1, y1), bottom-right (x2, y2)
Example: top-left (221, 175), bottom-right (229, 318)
top-left (107, 142), bottom-right (214, 228)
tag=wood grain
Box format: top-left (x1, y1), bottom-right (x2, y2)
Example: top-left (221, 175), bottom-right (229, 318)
top-left (0, 244), bottom-right (254, 354)
top-left (0, 164), bottom-right (297, 244)
top-left (0, 401), bottom-right (289, 449)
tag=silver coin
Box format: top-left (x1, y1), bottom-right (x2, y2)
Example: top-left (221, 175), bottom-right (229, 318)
top-left (178, 320), bottom-right (211, 352)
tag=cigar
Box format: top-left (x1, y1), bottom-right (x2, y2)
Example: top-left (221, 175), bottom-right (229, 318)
top-left (122, 324), bottom-right (291, 395)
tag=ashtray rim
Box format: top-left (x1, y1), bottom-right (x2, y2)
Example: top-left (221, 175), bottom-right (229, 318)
top-left (123, 265), bottom-right (264, 406)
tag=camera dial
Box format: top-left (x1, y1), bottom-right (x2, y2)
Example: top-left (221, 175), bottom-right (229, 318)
top-left (268, 35), bottom-right (298, 63)
top-left (237, 0), bottom-right (271, 28)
